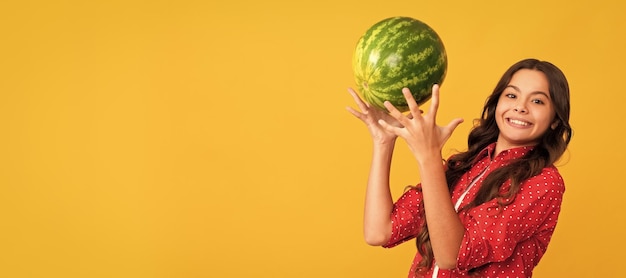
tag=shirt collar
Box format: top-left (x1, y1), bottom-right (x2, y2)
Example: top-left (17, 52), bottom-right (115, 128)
top-left (475, 142), bottom-right (534, 163)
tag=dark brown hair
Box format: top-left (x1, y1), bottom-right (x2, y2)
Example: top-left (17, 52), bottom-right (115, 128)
top-left (414, 58), bottom-right (572, 275)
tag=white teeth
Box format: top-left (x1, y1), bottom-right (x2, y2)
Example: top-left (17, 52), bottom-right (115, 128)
top-left (509, 119), bottom-right (529, 126)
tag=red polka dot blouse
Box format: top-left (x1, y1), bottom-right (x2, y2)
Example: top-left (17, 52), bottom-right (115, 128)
top-left (383, 143), bottom-right (565, 277)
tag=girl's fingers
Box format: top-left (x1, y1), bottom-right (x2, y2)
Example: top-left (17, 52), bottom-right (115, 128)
top-left (428, 84), bottom-right (440, 118)
top-left (346, 106), bottom-right (364, 120)
top-left (446, 118), bottom-right (465, 133)
top-left (402, 88), bottom-right (423, 117)
top-left (383, 100), bottom-right (406, 123)
top-left (377, 119), bottom-right (397, 134)
top-left (348, 88), bottom-right (369, 112)
top-left (403, 109), bottom-right (422, 120)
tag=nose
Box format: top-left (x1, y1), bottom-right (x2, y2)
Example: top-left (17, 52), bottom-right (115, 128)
top-left (513, 104), bottom-right (527, 113)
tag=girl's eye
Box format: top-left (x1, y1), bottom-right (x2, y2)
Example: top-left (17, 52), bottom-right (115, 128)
top-left (532, 99), bottom-right (545, 104)
top-left (505, 93), bottom-right (516, 98)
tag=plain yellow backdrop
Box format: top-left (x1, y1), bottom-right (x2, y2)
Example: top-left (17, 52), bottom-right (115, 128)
top-left (1, 0), bottom-right (624, 277)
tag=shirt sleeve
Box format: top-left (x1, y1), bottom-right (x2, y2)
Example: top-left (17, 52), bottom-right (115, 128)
top-left (382, 187), bottom-right (425, 248)
top-left (455, 167), bottom-right (565, 272)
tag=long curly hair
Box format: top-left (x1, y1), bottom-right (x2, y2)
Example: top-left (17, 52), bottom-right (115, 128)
top-left (414, 58), bottom-right (572, 276)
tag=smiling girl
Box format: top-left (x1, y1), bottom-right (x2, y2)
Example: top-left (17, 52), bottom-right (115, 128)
top-left (347, 58), bottom-right (572, 277)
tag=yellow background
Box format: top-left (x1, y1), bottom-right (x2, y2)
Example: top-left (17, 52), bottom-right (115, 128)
top-left (1, 0), bottom-right (624, 277)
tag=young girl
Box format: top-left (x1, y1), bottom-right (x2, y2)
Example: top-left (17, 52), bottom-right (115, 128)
top-left (347, 58), bottom-right (572, 277)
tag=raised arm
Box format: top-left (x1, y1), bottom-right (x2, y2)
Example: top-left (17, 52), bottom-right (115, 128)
top-left (379, 85), bottom-right (465, 268)
top-left (346, 88), bottom-right (406, 245)
top-left (361, 140), bottom-right (395, 245)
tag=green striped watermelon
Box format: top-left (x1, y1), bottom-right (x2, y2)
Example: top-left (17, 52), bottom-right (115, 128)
top-left (352, 16), bottom-right (447, 112)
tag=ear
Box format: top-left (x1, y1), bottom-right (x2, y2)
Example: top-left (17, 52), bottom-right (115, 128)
top-left (551, 120), bottom-right (560, 130)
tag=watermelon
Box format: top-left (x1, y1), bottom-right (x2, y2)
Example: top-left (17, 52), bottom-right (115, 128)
top-left (352, 16), bottom-right (447, 112)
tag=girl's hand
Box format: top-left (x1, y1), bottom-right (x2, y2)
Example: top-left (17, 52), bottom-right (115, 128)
top-left (378, 85), bottom-right (464, 162)
top-left (346, 88), bottom-right (409, 145)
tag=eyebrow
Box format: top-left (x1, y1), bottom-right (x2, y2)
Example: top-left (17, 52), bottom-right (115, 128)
top-left (505, 85), bottom-right (551, 98)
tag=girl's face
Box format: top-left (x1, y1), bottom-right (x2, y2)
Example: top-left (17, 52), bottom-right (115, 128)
top-left (495, 69), bottom-right (557, 151)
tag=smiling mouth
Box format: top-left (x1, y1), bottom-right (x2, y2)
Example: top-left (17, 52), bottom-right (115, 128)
top-left (507, 118), bottom-right (531, 126)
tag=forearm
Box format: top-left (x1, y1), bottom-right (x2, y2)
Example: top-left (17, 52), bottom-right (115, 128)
top-left (363, 141), bottom-right (395, 246)
top-left (418, 152), bottom-right (464, 269)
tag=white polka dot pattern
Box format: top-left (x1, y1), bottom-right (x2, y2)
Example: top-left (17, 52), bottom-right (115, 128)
top-left (382, 143), bottom-right (565, 278)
